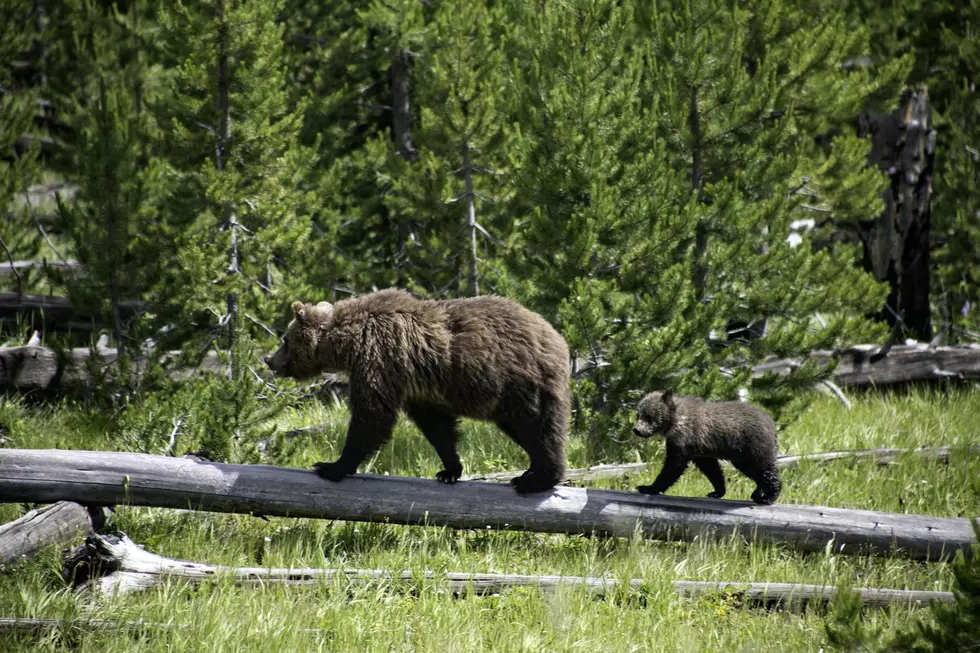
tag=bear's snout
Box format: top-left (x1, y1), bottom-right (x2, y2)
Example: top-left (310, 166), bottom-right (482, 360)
top-left (263, 355), bottom-right (272, 366)
top-left (633, 427), bottom-right (642, 437)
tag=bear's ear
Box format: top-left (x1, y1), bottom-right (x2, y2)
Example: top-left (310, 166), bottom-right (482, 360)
top-left (311, 301), bottom-right (334, 324)
top-left (662, 388), bottom-right (675, 405)
top-left (291, 301), bottom-right (308, 322)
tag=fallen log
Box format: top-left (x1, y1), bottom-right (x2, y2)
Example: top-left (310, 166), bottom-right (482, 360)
top-left (0, 501), bottom-right (105, 567)
top-left (66, 532), bottom-right (954, 609)
top-left (0, 449), bottom-right (972, 561)
top-left (775, 444), bottom-right (980, 469)
top-left (464, 444), bottom-right (980, 484)
top-left (0, 259), bottom-right (81, 278)
top-left (0, 292), bottom-right (146, 333)
top-left (0, 345), bottom-right (226, 393)
top-left (756, 343), bottom-right (980, 386)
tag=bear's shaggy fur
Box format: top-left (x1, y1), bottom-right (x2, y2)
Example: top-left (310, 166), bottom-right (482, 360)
top-left (632, 389), bottom-right (781, 505)
top-left (265, 289), bottom-right (571, 494)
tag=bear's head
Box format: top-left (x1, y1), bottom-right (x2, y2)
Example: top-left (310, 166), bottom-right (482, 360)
top-left (264, 300), bottom-right (335, 380)
top-left (633, 389), bottom-right (676, 438)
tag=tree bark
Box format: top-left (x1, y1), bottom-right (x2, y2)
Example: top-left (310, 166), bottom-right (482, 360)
top-left (0, 501), bottom-right (105, 567)
top-left (690, 85), bottom-right (707, 301)
top-left (0, 449), bottom-right (972, 561)
top-left (463, 142), bottom-right (479, 296)
top-left (858, 86), bottom-right (936, 341)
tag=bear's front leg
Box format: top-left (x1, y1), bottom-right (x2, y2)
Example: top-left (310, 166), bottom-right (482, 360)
top-left (312, 392), bottom-right (399, 482)
top-left (637, 442), bottom-right (690, 496)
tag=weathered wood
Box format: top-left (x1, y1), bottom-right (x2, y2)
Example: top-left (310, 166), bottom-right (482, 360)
top-left (857, 86), bottom-right (936, 340)
top-left (0, 259), bottom-right (80, 278)
top-left (0, 345), bottom-right (226, 392)
top-left (755, 343), bottom-right (980, 386)
top-left (0, 292), bottom-right (146, 333)
top-left (775, 444), bottom-right (980, 469)
top-left (67, 533), bottom-right (953, 609)
top-left (0, 449), bottom-right (972, 561)
top-left (464, 445), bottom-right (980, 484)
top-left (0, 501), bottom-right (104, 567)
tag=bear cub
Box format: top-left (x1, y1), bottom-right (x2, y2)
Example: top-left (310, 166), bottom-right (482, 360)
top-left (265, 288), bottom-right (571, 495)
top-left (632, 389), bottom-right (781, 505)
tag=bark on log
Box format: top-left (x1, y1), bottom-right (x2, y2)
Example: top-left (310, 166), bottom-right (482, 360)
top-left (755, 343), bottom-right (980, 386)
top-left (0, 345), bottom-right (226, 393)
top-left (0, 501), bottom-right (104, 567)
top-left (0, 292), bottom-right (146, 332)
top-left (0, 449), bottom-right (972, 561)
top-left (66, 533), bottom-right (953, 609)
top-left (465, 444), bottom-right (980, 484)
top-left (0, 259), bottom-right (80, 277)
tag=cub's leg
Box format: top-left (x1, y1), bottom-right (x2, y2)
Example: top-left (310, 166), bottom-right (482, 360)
top-left (637, 442), bottom-right (690, 496)
top-left (730, 457), bottom-right (781, 505)
top-left (405, 403), bottom-right (464, 483)
top-left (693, 457), bottom-right (726, 499)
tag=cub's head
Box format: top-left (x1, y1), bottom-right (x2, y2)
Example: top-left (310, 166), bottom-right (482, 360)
top-left (264, 300), bottom-right (334, 380)
top-left (633, 389), bottom-right (676, 438)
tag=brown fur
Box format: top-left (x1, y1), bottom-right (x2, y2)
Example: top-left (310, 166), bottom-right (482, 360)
top-left (632, 389), bottom-right (781, 504)
top-left (265, 289), bottom-right (571, 494)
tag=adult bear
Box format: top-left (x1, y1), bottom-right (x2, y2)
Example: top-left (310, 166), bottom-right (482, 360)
top-left (265, 288), bottom-right (570, 494)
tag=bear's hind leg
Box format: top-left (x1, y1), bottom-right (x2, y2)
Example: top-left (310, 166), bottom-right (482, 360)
top-left (750, 463), bottom-right (781, 505)
top-left (405, 403), bottom-right (463, 483)
top-left (497, 392), bottom-right (568, 495)
top-left (731, 458), bottom-right (781, 505)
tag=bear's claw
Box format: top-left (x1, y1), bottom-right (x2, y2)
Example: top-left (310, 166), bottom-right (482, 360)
top-left (707, 490), bottom-right (725, 499)
top-left (635, 484), bottom-right (662, 496)
top-left (435, 469), bottom-right (460, 484)
top-left (313, 461), bottom-right (350, 482)
top-left (511, 471), bottom-right (559, 495)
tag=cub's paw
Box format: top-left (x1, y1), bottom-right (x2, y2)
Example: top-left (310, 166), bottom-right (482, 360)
top-left (707, 490), bottom-right (726, 499)
top-left (436, 468), bottom-right (462, 484)
top-left (636, 485), bottom-right (662, 496)
top-left (312, 461), bottom-right (349, 482)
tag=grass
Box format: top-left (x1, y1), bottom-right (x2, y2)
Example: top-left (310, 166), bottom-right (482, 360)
top-left (1, 384), bottom-right (978, 651)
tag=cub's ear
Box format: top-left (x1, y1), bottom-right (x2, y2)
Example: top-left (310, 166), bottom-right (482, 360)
top-left (661, 388), bottom-right (675, 405)
top-left (291, 301), bottom-right (308, 321)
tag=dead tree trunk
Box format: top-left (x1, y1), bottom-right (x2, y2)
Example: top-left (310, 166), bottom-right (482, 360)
top-left (0, 449), bottom-right (972, 561)
top-left (858, 86), bottom-right (936, 341)
top-left (0, 501), bottom-right (105, 567)
top-left (67, 533), bottom-right (954, 609)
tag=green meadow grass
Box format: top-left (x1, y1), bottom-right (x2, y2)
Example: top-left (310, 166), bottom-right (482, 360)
top-left (1, 385), bottom-right (978, 652)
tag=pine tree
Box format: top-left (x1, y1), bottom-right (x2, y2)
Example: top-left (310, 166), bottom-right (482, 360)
top-left (46, 0), bottom-right (165, 351)
top-left (930, 8), bottom-right (980, 338)
top-left (504, 0), bottom-right (899, 451)
top-left (149, 0), bottom-right (325, 459)
top-left (380, 0), bottom-right (514, 297)
top-left (0, 0), bottom-right (46, 297)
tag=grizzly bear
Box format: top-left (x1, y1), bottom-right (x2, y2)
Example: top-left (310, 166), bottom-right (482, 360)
top-left (632, 389), bottom-right (782, 505)
top-left (265, 289), bottom-right (571, 494)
